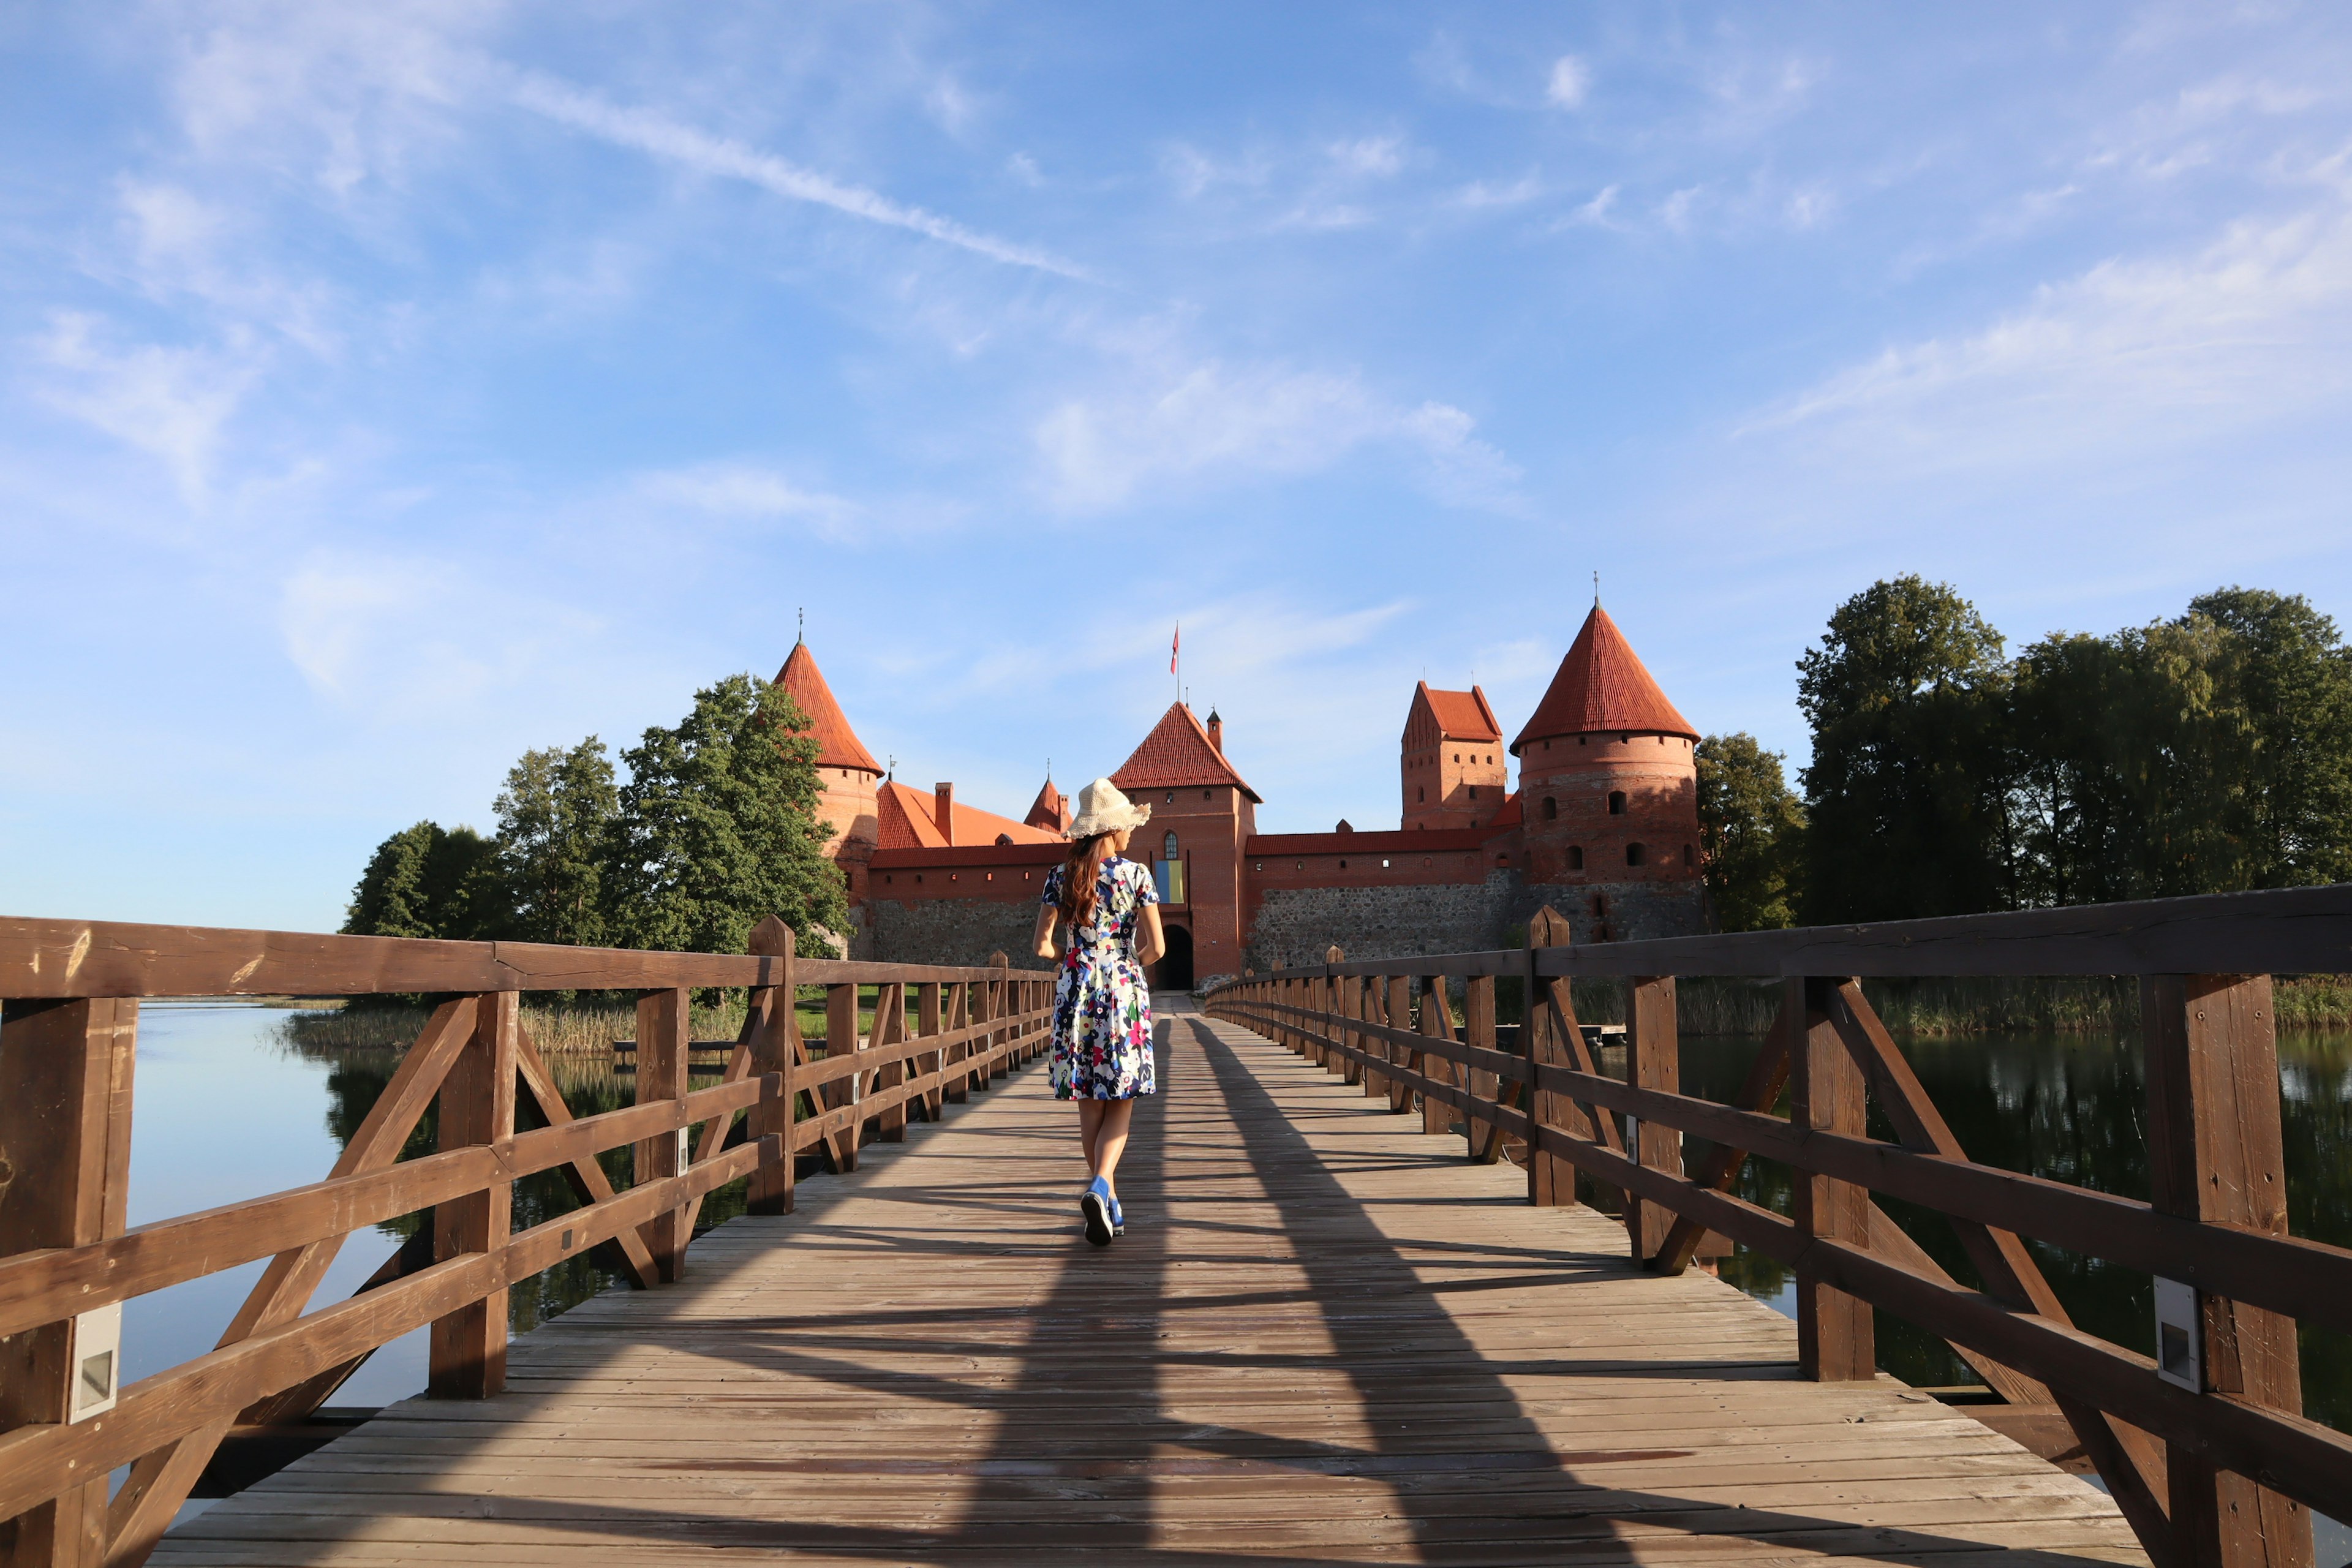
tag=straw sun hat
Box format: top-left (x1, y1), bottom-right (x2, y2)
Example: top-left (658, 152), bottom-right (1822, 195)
top-left (1067, 777), bottom-right (1152, 839)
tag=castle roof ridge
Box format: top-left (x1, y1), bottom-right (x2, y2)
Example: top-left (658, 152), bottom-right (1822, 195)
top-left (1112, 702), bottom-right (1261, 802)
top-left (774, 643), bottom-right (883, 775)
top-left (1510, 605), bottom-right (1697, 753)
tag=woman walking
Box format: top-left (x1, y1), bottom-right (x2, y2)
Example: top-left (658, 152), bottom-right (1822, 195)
top-left (1032, 778), bottom-right (1165, 1246)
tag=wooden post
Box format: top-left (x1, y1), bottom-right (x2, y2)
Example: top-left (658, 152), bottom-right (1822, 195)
top-left (824, 983), bottom-right (861, 1171)
top-left (1362, 974), bottom-right (1389, 1100)
top-left (1322, 947), bottom-right (1345, 1071)
top-left (1420, 976), bottom-right (1457, 1135)
top-left (1464, 974), bottom-right (1501, 1162)
top-left (944, 983), bottom-right (970, 1102)
top-left (1525, 909), bottom-right (1582, 1208)
top-left (916, 982), bottom-right (943, 1121)
top-left (1385, 975), bottom-right (1414, 1113)
top-left (1624, 977), bottom-right (1681, 1261)
top-left (2144, 974), bottom-right (2314, 1568)
top-left (431, 991), bottom-right (519, 1393)
top-left (872, 984), bottom-right (908, 1141)
top-left (0, 997), bottom-right (136, 1568)
top-left (969, 968), bottom-right (995, 1091)
top-left (747, 921), bottom-right (797, 1216)
top-left (1790, 976), bottom-right (1872, 1381)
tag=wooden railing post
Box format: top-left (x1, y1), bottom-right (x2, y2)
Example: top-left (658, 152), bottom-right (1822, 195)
top-left (0, 997), bottom-right (137, 1568)
top-left (1790, 976), bottom-right (1872, 1381)
top-left (916, 982), bottom-right (944, 1121)
top-left (1362, 975), bottom-right (1390, 1101)
top-left (2144, 973), bottom-right (2314, 1568)
top-left (1525, 910), bottom-right (1582, 1208)
top-left (944, 982), bottom-right (971, 1102)
top-left (747, 922), bottom-right (797, 1216)
top-left (1323, 948), bottom-right (1345, 1072)
top-left (823, 983), bottom-right (862, 1171)
top-left (1625, 977), bottom-right (1681, 1262)
top-left (431, 991), bottom-right (519, 1392)
top-left (1383, 976), bottom-right (1413, 1112)
top-left (1464, 974), bottom-right (1502, 1163)
top-left (1420, 975), bottom-right (1457, 1135)
top-left (873, 984), bottom-right (908, 1142)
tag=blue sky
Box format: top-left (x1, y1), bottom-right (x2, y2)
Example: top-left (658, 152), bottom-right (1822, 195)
top-left (6, 2), bottom-right (2350, 932)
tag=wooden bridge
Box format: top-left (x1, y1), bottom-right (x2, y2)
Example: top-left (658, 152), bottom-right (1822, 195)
top-left (3, 890), bottom-right (2350, 1566)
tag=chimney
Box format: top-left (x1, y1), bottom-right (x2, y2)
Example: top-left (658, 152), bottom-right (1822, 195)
top-left (1206, 708), bottom-right (1224, 753)
top-left (934, 782), bottom-right (955, 845)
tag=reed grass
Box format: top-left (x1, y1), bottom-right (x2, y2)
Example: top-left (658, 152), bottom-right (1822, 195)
top-left (277, 991), bottom-right (889, 1054)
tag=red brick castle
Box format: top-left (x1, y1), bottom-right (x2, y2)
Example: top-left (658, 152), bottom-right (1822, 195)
top-left (780, 603), bottom-right (1706, 985)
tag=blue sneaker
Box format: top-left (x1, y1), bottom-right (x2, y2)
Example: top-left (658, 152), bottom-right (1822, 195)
top-left (1080, 1177), bottom-right (1114, 1246)
top-left (1110, 1196), bottom-right (1126, 1237)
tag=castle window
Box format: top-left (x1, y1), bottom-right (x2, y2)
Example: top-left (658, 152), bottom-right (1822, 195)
top-left (1164, 831), bottom-right (1179, 859)
top-left (1569, 846), bottom-right (1583, 870)
top-left (995, 833), bottom-right (1013, 846)
top-left (1684, 843), bottom-right (1695, 866)
top-left (1255, 862), bottom-right (1262, 872)
top-left (950, 873), bottom-right (959, 882)
top-left (1417, 786), bottom-right (1425, 802)
top-left (915, 874), bottom-right (924, 883)
top-left (1165, 792), bottom-right (1175, 805)
top-left (886, 875), bottom-right (894, 884)
top-left (1453, 753), bottom-right (1461, 762)
top-left (1496, 854), bottom-right (1510, 865)
top-left (1295, 861), bottom-right (1304, 871)
top-left (1381, 858), bottom-right (1390, 869)
top-left (1339, 859), bottom-right (1348, 869)
top-left (1541, 796), bottom-right (1557, 820)
top-left (1626, 843), bottom-right (1646, 867)
top-left (1608, 790), bottom-right (1627, 815)
top-left (986, 872), bottom-right (994, 881)
top-left (1468, 785), bottom-right (1477, 801)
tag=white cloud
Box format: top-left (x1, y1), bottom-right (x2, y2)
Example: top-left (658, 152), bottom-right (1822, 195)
top-left (35, 313), bottom-right (264, 504)
top-left (1562, 184), bottom-right (1622, 228)
top-left (1327, 135), bottom-right (1406, 178)
top-left (1452, 172), bottom-right (1545, 210)
top-left (509, 73), bottom-right (1090, 279)
top-left (1749, 195), bottom-right (2352, 469)
top-left (1547, 56), bottom-right (1591, 109)
top-left (635, 464), bottom-right (864, 540)
top-left (1033, 362), bottom-right (1520, 512)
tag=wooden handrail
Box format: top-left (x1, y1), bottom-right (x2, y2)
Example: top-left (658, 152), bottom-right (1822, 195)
top-left (1206, 884), bottom-right (2352, 1568)
top-left (0, 915), bottom-right (1059, 1567)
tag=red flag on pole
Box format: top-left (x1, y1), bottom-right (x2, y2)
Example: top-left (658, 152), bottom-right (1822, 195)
top-left (1170, 624), bottom-right (1180, 674)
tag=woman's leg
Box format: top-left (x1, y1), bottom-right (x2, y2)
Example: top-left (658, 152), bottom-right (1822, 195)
top-left (1078, 1099), bottom-right (1106, 1173)
top-left (1090, 1099), bottom-right (1136, 1195)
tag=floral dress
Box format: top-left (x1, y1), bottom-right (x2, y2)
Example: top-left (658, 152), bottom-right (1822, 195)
top-left (1041, 857), bottom-right (1158, 1099)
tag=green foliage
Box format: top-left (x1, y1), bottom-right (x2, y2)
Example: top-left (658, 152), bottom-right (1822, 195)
top-left (1797, 576), bottom-right (2013, 922)
top-left (1800, 578), bottom-right (2352, 919)
top-left (604, 673), bottom-right (850, 955)
top-left (496, 737), bottom-right (619, 947)
top-left (1694, 732), bottom-right (1804, 931)
top-left (342, 821), bottom-right (505, 939)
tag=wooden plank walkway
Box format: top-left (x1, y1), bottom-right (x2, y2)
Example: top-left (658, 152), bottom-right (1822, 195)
top-left (156, 1005), bottom-right (2146, 1566)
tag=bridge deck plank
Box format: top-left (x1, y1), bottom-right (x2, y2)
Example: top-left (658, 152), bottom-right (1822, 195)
top-left (156, 1008), bottom-right (2145, 1566)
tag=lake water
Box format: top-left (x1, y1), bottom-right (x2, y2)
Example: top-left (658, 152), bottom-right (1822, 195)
top-left (109, 1001), bottom-right (2351, 1558)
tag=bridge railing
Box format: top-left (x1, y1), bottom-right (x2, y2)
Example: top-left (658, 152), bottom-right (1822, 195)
top-left (1205, 884), bottom-right (2352, 1568)
top-left (0, 913), bottom-right (1054, 1567)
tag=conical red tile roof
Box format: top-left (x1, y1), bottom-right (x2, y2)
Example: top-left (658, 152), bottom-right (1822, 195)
top-left (774, 642), bottom-right (882, 775)
top-left (1025, 777), bottom-right (1071, 833)
top-left (1112, 703), bottom-right (1261, 802)
top-left (1510, 606), bottom-right (1697, 754)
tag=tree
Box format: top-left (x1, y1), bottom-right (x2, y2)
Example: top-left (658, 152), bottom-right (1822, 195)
top-left (496, 737), bottom-right (619, 947)
top-left (603, 674), bottom-right (850, 955)
top-left (343, 821), bottom-right (503, 940)
top-left (2185, 587), bottom-right (2352, 888)
top-left (1796, 576), bottom-right (2013, 922)
top-left (1695, 733), bottom-right (1805, 931)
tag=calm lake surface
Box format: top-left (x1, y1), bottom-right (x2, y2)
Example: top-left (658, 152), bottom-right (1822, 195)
top-left (120, 1001), bottom-right (2350, 1556)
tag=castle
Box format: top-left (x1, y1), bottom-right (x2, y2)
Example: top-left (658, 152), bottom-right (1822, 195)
top-left (777, 603), bottom-right (1708, 984)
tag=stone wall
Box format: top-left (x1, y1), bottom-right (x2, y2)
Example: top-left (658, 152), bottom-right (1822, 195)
top-left (864, 898), bottom-right (1057, 971)
top-left (1244, 871), bottom-right (1707, 972)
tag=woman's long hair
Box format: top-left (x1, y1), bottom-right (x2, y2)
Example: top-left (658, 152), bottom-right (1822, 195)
top-left (1057, 832), bottom-right (1116, 930)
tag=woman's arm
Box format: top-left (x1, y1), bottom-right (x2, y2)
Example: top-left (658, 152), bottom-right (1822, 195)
top-left (1031, 902), bottom-right (1058, 960)
top-left (1136, 903), bottom-right (1166, 967)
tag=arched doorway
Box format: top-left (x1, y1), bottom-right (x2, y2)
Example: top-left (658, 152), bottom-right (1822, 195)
top-left (1156, 924), bottom-right (1194, 991)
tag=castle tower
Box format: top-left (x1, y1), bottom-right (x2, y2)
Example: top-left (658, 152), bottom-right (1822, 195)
top-left (1509, 605), bottom-right (1702, 938)
top-left (774, 640), bottom-right (883, 900)
top-left (1024, 775), bottom-right (1071, 834)
top-left (1112, 703), bottom-right (1260, 987)
top-left (1400, 682), bottom-right (1506, 830)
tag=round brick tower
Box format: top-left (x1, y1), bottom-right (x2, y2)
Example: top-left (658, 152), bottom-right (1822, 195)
top-left (775, 639), bottom-right (883, 903)
top-left (1509, 605), bottom-right (1703, 940)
